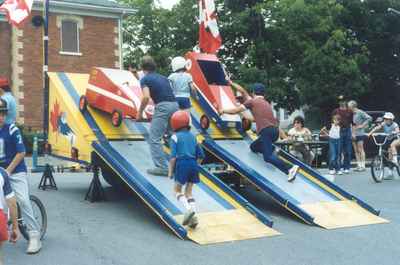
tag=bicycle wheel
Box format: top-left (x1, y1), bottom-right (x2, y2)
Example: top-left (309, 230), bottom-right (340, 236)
top-left (18, 195), bottom-right (47, 241)
top-left (370, 155), bottom-right (384, 183)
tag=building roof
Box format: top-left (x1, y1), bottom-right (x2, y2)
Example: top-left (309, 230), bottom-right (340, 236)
top-left (49, 0), bottom-right (130, 9)
top-left (1, 0), bottom-right (135, 19)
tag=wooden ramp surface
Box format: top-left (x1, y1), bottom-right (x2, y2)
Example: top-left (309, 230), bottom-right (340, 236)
top-left (175, 209), bottom-right (280, 245)
top-left (300, 201), bottom-right (389, 229)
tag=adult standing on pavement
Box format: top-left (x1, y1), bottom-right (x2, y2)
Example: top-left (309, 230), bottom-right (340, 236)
top-left (0, 77), bottom-right (17, 124)
top-left (138, 56), bottom-right (179, 176)
top-left (332, 96), bottom-right (353, 173)
top-left (348, 100), bottom-right (372, 171)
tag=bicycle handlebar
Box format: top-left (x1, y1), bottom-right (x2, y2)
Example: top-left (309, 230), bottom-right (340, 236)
top-left (371, 132), bottom-right (400, 146)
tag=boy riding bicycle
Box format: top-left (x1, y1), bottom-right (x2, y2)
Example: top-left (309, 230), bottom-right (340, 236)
top-left (0, 99), bottom-right (41, 254)
top-left (368, 112), bottom-right (400, 177)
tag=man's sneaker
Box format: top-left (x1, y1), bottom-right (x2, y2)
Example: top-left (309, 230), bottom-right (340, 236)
top-left (288, 165), bottom-right (299, 182)
top-left (147, 167), bottom-right (168, 176)
top-left (343, 169), bottom-right (350, 174)
top-left (182, 210), bottom-right (195, 226)
top-left (328, 170), bottom-right (335, 175)
top-left (337, 170), bottom-right (343, 175)
top-left (27, 231), bottom-right (42, 254)
top-left (354, 167), bottom-right (362, 172)
top-left (384, 169), bottom-right (394, 180)
top-left (188, 215), bottom-right (199, 229)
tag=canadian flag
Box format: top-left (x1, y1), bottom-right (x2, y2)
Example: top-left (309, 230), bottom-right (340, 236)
top-left (0, 0), bottom-right (34, 28)
top-left (199, 0), bottom-right (222, 54)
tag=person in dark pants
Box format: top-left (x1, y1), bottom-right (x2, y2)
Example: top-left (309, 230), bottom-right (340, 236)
top-left (332, 97), bottom-right (353, 173)
top-left (221, 81), bottom-right (299, 182)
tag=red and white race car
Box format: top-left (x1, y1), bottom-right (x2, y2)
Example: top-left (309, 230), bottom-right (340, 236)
top-left (79, 67), bottom-right (154, 127)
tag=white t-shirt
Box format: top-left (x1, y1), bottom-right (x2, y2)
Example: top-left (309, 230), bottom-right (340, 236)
top-left (329, 124), bottom-right (341, 139)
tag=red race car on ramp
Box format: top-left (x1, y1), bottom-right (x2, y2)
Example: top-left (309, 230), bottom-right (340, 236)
top-left (79, 67), bottom-right (154, 127)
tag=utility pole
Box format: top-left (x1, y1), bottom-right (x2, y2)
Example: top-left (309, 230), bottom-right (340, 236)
top-left (43, 0), bottom-right (49, 137)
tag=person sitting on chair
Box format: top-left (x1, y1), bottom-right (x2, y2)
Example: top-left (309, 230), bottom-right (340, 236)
top-left (287, 116), bottom-right (314, 165)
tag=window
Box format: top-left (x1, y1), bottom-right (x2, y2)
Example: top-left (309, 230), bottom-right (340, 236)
top-left (197, 60), bottom-right (228, 86)
top-left (61, 20), bottom-right (79, 54)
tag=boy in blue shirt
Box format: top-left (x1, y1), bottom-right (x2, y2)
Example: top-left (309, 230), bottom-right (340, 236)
top-left (168, 111), bottom-right (205, 228)
top-left (0, 99), bottom-right (41, 254)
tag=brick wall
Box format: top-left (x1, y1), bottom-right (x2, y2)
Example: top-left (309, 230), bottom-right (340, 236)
top-left (20, 11), bottom-right (119, 129)
top-left (0, 22), bottom-right (12, 82)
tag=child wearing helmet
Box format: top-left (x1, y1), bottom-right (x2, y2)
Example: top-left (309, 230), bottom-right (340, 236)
top-left (368, 112), bottom-right (400, 176)
top-left (168, 110), bottom-right (205, 228)
top-left (168, 57), bottom-right (197, 111)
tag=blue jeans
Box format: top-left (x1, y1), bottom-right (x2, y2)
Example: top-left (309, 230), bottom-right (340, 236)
top-left (340, 127), bottom-right (352, 170)
top-left (250, 127), bottom-right (290, 174)
top-left (149, 101), bottom-right (179, 169)
top-left (329, 138), bottom-right (341, 171)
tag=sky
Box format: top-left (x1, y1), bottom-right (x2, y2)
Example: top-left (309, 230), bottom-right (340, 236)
top-left (159, 0), bottom-right (180, 9)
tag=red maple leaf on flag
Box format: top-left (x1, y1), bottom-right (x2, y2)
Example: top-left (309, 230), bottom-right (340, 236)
top-left (50, 101), bottom-right (61, 132)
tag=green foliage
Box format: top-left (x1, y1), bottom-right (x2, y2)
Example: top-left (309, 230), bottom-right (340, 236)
top-left (118, 0), bottom-right (400, 122)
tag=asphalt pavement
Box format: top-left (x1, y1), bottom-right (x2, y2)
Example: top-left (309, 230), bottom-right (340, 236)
top-left (4, 162), bottom-right (400, 265)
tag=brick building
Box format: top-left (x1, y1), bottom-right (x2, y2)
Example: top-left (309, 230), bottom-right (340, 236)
top-left (0, 0), bottom-right (133, 129)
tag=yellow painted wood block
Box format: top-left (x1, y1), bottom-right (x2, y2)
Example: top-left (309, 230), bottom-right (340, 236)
top-left (175, 209), bottom-right (280, 245)
top-left (300, 200), bottom-right (389, 229)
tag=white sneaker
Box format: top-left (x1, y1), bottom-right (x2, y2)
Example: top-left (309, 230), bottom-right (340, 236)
top-left (337, 170), bottom-right (343, 175)
top-left (182, 210), bottom-right (195, 226)
top-left (288, 165), bottom-right (299, 182)
top-left (384, 169), bottom-right (394, 180)
top-left (188, 215), bottom-right (199, 229)
top-left (344, 169), bottom-right (350, 174)
top-left (27, 231), bottom-right (42, 254)
top-left (328, 170), bottom-right (335, 175)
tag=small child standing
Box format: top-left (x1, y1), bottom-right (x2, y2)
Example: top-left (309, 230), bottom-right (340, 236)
top-left (168, 57), bottom-right (196, 111)
top-left (321, 114), bottom-right (342, 175)
top-left (168, 110), bottom-right (205, 228)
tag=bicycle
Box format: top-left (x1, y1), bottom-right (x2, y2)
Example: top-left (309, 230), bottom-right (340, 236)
top-left (8, 194), bottom-right (47, 241)
top-left (370, 133), bottom-right (400, 183)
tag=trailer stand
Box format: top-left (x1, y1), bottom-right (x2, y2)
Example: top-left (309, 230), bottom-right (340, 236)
top-left (85, 165), bottom-right (106, 202)
top-left (38, 164), bottom-right (58, 190)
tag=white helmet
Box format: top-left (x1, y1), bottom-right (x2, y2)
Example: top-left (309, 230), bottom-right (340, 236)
top-left (383, 112), bottom-right (395, 120)
top-left (171, 57), bottom-right (188, 72)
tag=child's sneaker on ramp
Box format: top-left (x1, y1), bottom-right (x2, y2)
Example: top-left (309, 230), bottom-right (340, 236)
top-left (288, 165), bottom-right (299, 182)
top-left (188, 215), bottom-right (199, 229)
top-left (182, 210), bottom-right (195, 226)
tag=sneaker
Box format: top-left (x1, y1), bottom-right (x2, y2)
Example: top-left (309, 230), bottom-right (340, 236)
top-left (344, 169), bottom-right (350, 174)
top-left (288, 165), bottom-right (299, 182)
top-left (354, 167), bottom-right (362, 172)
top-left (337, 170), bottom-right (343, 175)
top-left (188, 215), bottom-right (199, 229)
top-left (328, 170), bottom-right (336, 175)
top-left (360, 167), bottom-right (366, 172)
top-left (147, 167), bottom-right (168, 176)
top-left (182, 210), bottom-right (195, 226)
top-left (27, 231), bottom-right (42, 254)
top-left (384, 169), bottom-right (394, 180)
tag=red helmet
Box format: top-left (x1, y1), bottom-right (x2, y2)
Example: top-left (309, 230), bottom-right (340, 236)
top-left (0, 77), bottom-right (9, 87)
top-left (170, 110), bottom-right (190, 131)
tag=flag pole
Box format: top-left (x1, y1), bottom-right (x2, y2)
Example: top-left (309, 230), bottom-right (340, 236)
top-left (43, 0), bottom-right (49, 138)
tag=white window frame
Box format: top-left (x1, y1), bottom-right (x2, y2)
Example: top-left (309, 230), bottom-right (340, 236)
top-left (57, 15), bottom-right (83, 56)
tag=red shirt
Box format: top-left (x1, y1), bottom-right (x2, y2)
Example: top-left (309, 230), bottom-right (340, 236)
top-left (332, 108), bottom-right (353, 128)
top-left (243, 96), bottom-right (278, 134)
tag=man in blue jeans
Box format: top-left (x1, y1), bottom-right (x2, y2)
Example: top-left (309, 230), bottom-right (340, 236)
top-left (332, 97), bottom-right (353, 173)
top-left (221, 82), bottom-right (299, 182)
top-left (138, 56), bottom-right (179, 176)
